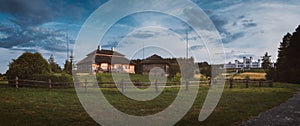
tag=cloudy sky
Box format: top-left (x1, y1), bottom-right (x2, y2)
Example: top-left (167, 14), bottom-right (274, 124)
top-left (0, 0), bottom-right (300, 73)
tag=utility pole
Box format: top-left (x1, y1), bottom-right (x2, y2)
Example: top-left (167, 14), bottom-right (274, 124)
top-left (143, 42), bottom-right (145, 59)
top-left (186, 31), bottom-right (189, 59)
top-left (66, 31), bottom-right (69, 61)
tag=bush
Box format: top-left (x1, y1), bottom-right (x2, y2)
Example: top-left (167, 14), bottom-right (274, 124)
top-left (6, 52), bottom-right (49, 82)
top-left (171, 72), bottom-right (181, 82)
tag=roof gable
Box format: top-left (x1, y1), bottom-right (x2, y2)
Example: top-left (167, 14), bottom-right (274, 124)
top-left (141, 54), bottom-right (169, 64)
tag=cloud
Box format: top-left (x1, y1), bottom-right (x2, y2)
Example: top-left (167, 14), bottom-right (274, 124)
top-left (0, 0), bottom-right (106, 52)
top-left (131, 31), bottom-right (158, 39)
top-left (0, 23), bottom-right (70, 52)
top-left (241, 19), bottom-right (257, 28)
top-left (189, 45), bottom-right (204, 50)
top-left (222, 32), bottom-right (245, 44)
top-left (0, 0), bottom-right (58, 27)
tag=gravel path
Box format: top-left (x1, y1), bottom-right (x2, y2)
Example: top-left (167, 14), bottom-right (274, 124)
top-left (240, 89), bottom-right (300, 126)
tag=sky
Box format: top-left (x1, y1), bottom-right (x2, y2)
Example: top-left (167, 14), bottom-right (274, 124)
top-left (0, 0), bottom-right (300, 73)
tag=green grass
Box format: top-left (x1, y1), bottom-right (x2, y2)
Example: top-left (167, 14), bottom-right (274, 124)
top-left (0, 80), bottom-right (8, 85)
top-left (0, 83), bottom-right (299, 126)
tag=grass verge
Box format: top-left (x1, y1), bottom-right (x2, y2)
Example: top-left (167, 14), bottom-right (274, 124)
top-left (0, 83), bottom-right (298, 125)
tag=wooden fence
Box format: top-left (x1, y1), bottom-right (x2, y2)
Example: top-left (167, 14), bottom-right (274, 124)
top-left (227, 78), bottom-right (273, 88)
top-left (10, 76), bottom-right (73, 89)
top-left (9, 77), bottom-right (273, 92)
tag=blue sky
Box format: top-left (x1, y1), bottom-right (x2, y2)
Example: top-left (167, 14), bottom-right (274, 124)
top-left (0, 0), bottom-right (300, 73)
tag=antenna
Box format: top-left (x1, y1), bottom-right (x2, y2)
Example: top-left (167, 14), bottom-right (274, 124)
top-left (66, 29), bottom-right (69, 61)
top-left (186, 31), bottom-right (189, 59)
top-left (143, 42), bottom-right (145, 59)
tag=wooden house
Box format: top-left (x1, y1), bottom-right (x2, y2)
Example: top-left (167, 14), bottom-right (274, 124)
top-left (76, 47), bottom-right (135, 74)
top-left (140, 54), bottom-right (169, 76)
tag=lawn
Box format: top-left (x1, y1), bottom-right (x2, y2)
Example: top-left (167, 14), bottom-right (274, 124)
top-left (0, 82), bottom-right (299, 126)
top-left (0, 80), bottom-right (8, 85)
top-left (233, 72), bottom-right (266, 80)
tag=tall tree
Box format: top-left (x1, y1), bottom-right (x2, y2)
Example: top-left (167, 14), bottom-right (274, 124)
top-left (48, 55), bottom-right (62, 73)
top-left (267, 25), bottom-right (300, 83)
top-left (285, 25), bottom-right (300, 83)
top-left (6, 52), bottom-right (49, 80)
top-left (261, 52), bottom-right (272, 70)
top-left (63, 54), bottom-right (73, 75)
top-left (274, 33), bottom-right (292, 81)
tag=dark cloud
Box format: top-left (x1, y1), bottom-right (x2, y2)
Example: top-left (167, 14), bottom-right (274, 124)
top-left (0, 0), bottom-right (107, 52)
top-left (210, 14), bottom-right (230, 34)
top-left (242, 19), bottom-right (257, 28)
top-left (190, 45), bottom-right (204, 50)
top-left (0, 0), bottom-right (55, 26)
top-left (205, 14), bottom-right (256, 43)
top-left (131, 32), bottom-right (156, 39)
top-left (0, 23), bottom-right (69, 52)
top-left (222, 32), bottom-right (245, 44)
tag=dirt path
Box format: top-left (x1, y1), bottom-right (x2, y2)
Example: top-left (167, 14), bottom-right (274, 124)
top-left (240, 89), bottom-right (300, 126)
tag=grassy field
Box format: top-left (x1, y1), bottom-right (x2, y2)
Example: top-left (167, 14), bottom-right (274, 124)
top-left (0, 80), bottom-right (8, 85)
top-left (0, 82), bottom-right (299, 126)
top-left (233, 72), bottom-right (266, 80)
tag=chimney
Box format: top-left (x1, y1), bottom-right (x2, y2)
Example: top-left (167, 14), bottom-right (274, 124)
top-left (98, 45), bottom-right (102, 50)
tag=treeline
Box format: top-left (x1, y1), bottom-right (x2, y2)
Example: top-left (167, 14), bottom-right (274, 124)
top-left (6, 52), bottom-right (73, 85)
top-left (267, 25), bottom-right (300, 84)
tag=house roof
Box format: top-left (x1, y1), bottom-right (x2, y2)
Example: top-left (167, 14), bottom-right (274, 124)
top-left (77, 49), bottom-right (134, 65)
top-left (140, 54), bottom-right (169, 65)
top-left (87, 49), bottom-right (124, 57)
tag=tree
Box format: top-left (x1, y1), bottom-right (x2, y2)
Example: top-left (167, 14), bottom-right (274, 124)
top-left (48, 55), bottom-right (62, 73)
top-left (198, 62), bottom-right (211, 77)
top-left (63, 53), bottom-right (74, 75)
top-left (6, 52), bottom-right (49, 80)
top-left (261, 52), bottom-right (272, 70)
top-left (273, 33), bottom-right (292, 81)
top-left (285, 25), bottom-right (300, 83)
top-left (267, 25), bottom-right (300, 83)
top-left (63, 60), bottom-right (72, 75)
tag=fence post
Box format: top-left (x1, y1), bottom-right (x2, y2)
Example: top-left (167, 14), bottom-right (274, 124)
top-left (229, 78), bottom-right (233, 88)
top-left (121, 79), bottom-right (124, 93)
top-left (84, 79), bottom-right (88, 93)
top-left (209, 78), bottom-right (212, 87)
top-left (185, 81), bottom-right (189, 91)
top-left (269, 80), bottom-right (273, 87)
top-left (15, 76), bottom-right (19, 89)
top-left (155, 79), bottom-right (158, 93)
top-left (245, 78), bottom-right (249, 88)
top-left (48, 79), bottom-right (52, 90)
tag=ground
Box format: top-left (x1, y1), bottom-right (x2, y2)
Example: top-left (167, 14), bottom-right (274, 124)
top-left (0, 82), bottom-right (299, 125)
top-left (240, 88), bottom-right (300, 126)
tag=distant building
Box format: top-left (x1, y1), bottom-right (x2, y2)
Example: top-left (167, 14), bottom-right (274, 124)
top-left (76, 46), bottom-right (135, 74)
top-left (224, 57), bottom-right (262, 69)
top-left (140, 54), bottom-right (170, 76)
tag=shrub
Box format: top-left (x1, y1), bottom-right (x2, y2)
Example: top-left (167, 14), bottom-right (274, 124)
top-left (172, 72), bottom-right (182, 82)
top-left (6, 52), bottom-right (49, 82)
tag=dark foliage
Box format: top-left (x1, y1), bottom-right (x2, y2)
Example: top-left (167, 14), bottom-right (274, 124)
top-left (6, 52), bottom-right (49, 81)
top-left (267, 25), bottom-right (300, 84)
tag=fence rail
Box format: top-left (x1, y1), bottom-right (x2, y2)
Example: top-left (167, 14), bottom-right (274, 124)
top-left (8, 77), bottom-right (273, 92)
